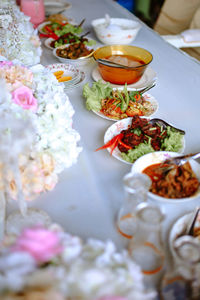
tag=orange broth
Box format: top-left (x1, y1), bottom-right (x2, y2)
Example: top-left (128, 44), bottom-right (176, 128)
top-left (98, 54), bottom-right (146, 85)
top-left (105, 55), bottom-right (145, 67)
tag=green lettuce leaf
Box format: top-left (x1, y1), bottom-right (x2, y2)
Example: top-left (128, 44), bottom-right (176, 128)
top-left (161, 127), bottom-right (184, 152)
top-left (55, 24), bottom-right (83, 36)
top-left (121, 143), bottom-right (154, 163)
top-left (82, 80), bottom-right (113, 111)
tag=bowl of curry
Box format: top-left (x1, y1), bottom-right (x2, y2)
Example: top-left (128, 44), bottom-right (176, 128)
top-left (131, 151), bottom-right (200, 203)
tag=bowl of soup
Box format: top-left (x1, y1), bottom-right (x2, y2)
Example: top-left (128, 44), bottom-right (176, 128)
top-left (93, 45), bottom-right (153, 85)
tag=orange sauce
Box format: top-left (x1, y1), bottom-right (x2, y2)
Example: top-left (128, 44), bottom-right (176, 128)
top-left (142, 163), bottom-right (169, 182)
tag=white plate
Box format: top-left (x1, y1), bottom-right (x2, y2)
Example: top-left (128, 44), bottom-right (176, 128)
top-left (103, 118), bottom-right (185, 164)
top-left (44, 0), bottom-right (71, 16)
top-left (45, 63), bottom-right (80, 85)
top-left (38, 21), bottom-right (51, 34)
top-left (44, 37), bottom-right (54, 50)
top-left (92, 66), bottom-right (157, 91)
top-left (92, 92), bottom-right (159, 121)
top-left (38, 19), bottom-right (74, 35)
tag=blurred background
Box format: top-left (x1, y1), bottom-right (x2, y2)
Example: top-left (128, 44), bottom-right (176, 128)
top-left (115, 0), bottom-right (164, 28)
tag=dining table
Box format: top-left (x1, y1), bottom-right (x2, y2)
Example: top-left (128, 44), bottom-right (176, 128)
top-left (7, 0), bottom-right (200, 259)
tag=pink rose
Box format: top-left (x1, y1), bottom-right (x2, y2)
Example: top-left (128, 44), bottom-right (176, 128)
top-left (98, 298), bottom-right (128, 300)
top-left (12, 227), bottom-right (63, 264)
top-left (0, 61), bottom-right (13, 67)
top-left (12, 85), bottom-right (38, 112)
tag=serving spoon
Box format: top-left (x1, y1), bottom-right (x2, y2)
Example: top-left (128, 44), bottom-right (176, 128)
top-left (96, 58), bottom-right (143, 70)
top-left (186, 207), bottom-right (200, 236)
top-left (149, 118), bottom-right (185, 135)
top-left (164, 151), bottom-right (200, 166)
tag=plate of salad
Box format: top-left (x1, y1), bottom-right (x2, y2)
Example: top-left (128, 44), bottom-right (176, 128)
top-left (96, 115), bottom-right (185, 164)
top-left (38, 21), bottom-right (82, 39)
top-left (44, 35), bottom-right (96, 50)
top-left (82, 81), bottom-right (158, 121)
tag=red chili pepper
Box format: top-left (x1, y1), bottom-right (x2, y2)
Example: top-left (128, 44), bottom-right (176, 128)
top-left (118, 139), bottom-right (132, 150)
top-left (134, 93), bottom-right (141, 101)
top-left (45, 26), bottom-right (59, 40)
top-left (95, 133), bottom-right (123, 154)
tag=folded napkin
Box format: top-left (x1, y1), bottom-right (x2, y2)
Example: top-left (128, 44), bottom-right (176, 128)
top-left (181, 29), bottom-right (200, 43)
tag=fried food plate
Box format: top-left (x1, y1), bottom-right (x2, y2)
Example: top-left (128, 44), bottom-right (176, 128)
top-left (103, 117), bottom-right (185, 165)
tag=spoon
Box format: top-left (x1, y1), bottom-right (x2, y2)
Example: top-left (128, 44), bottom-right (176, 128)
top-left (105, 14), bottom-right (111, 28)
top-left (80, 31), bottom-right (90, 39)
top-left (138, 82), bottom-right (156, 94)
top-left (149, 118), bottom-right (185, 135)
top-left (76, 18), bottom-right (85, 28)
top-left (96, 58), bottom-right (136, 69)
top-left (186, 207), bottom-right (200, 236)
top-left (164, 151), bottom-right (200, 166)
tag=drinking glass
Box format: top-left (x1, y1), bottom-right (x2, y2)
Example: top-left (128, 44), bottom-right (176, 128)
top-left (20, 0), bottom-right (45, 28)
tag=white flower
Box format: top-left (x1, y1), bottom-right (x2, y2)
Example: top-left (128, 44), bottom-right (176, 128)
top-left (0, 3), bottom-right (42, 66)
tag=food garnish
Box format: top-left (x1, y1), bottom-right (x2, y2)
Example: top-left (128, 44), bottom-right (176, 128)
top-left (83, 81), bottom-right (156, 120)
top-left (53, 70), bottom-right (72, 82)
top-left (96, 115), bottom-right (185, 163)
top-left (143, 161), bottom-right (199, 199)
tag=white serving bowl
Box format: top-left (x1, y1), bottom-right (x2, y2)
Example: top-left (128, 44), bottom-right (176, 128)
top-left (53, 44), bottom-right (95, 66)
top-left (91, 17), bottom-right (141, 45)
top-left (131, 151), bottom-right (200, 203)
top-left (44, 0), bottom-right (71, 16)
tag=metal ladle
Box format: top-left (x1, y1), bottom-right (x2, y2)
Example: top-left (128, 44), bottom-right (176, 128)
top-left (96, 58), bottom-right (145, 70)
top-left (149, 118), bottom-right (185, 135)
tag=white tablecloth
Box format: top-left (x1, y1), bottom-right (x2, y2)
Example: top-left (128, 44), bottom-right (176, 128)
top-left (8, 0), bottom-right (200, 250)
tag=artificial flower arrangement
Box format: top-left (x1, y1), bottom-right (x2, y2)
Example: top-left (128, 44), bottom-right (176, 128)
top-left (0, 224), bottom-right (156, 300)
top-left (0, 0), bottom-right (42, 66)
top-left (0, 59), bottom-right (81, 204)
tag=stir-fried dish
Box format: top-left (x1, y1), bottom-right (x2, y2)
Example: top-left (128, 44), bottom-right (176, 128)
top-left (96, 115), bottom-right (185, 163)
top-left (83, 81), bottom-right (156, 119)
top-left (143, 161), bottom-right (199, 198)
top-left (56, 42), bottom-right (93, 59)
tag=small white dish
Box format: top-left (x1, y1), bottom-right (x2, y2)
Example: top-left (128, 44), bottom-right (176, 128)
top-left (91, 17), bottom-right (141, 45)
top-left (64, 71), bottom-right (85, 90)
top-left (44, 0), bottom-right (71, 16)
top-left (92, 66), bottom-right (157, 91)
top-left (131, 151), bottom-right (200, 204)
top-left (92, 92), bottom-right (158, 121)
top-left (103, 119), bottom-right (185, 165)
top-left (45, 63), bottom-right (80, 85)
